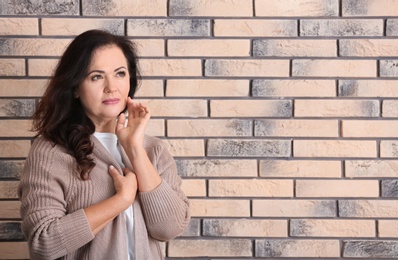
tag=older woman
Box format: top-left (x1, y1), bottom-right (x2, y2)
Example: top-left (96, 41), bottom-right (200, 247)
top-left (18, 30), bottom-right (190, 260)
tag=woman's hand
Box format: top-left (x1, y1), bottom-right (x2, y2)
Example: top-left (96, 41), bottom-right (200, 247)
top-left (116, 97), bottom-right (150, 150)
top-left (108, 165), bottom-right (137, 207)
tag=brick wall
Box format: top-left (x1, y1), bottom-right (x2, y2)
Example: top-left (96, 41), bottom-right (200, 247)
top-left (1, 0), bottom-right (398, 259)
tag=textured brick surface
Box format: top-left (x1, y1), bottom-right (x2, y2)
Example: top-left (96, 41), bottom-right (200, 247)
top-left (0, 39), bottom-right (70, 56)
top-left (181, 179), bottom-right (206, 197)
top-left (0, 201), bottom-right (21, 219)
top-left (387, 19), bottom-right (398, 36)
top-left (0, 141), bottom-right (30, 158)
top-left (296, 180), bottom-right (379, 197)
top-left (253, 200), bottom-right (336, 217)
top-left (0, 0), bottom-right (79, 15)
top-left (343, 120), bottom-right (398, 137)
top-left (343, 240), bottom-right (398, 258)
top-left (343, 0), bottom-right (398, 16)
top-left (380, 60), bottom-right (398, 77)
top-left (260, 160), bottom-right (341, 178)
top-left (134, 40), bottom-right (164, 57)
top-left (0, 120), bottom-right (33, 137)
top-left (255, 0), bottom-right (338, 17)
top-left (383, 100), bottom-right (398, 117)
top-left (381, 180), bottom-right (398, 197)
top-left (0, 160), bottom-right (25, 179)
top-left (139, 99), bottom-right (207, 117)
top-left (379, 220), bottom-right (398, 237)
top-left (190, 199), bottom-right (250, 217)
top-left (83, 0), bottom-right (167, 16)
top-left (0, 18), bottom-right (38, 35)
top-left (0, 242), bottom-right (29, 259)
top-left (163, 139), bottom-right (205, 157)
top-left (169, 0), bottom-right (253, 17)
top-left (0, 181), bottom-right (18, 199)
top-left (203, 219), bottom-right (287, 237)
top-left (295, 100), bottom-right (379, 117)
top-left (139, 59), bottom-right (202, 77)
top-left (252, 80), bottom-right (336, 97)
top-left (346, 160), bottom-right (398, 177)
top-left (211, 100), bottom-right (292, 117)
top-left (340, 39), bottom-right (398, 57)
top-left (0, 79), bottom-right (47, 97)
top-left (301, 19), bottom-right (383, 37)
top-left (176, 159), bottom-right (257, 177)
top-left (0, 100), bottom-right (35, 117)
top-left (0, 59), bottom-right (25, 76)
top-left (256, 239), bottom-right (340, 257)
top-left (339, 80), bottom-right (398, 97)
top-left (28, 59), bottom-right (58, 77)
top-left (381, 141), bottom-right (398, 158)
top-left (339, 200), bottom-right (398, 218)
top-left (0, 222), bottom-right (23, 240)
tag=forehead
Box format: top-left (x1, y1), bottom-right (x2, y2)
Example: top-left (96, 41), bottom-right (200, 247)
top-left (89, 45), bottom-right (128, 69)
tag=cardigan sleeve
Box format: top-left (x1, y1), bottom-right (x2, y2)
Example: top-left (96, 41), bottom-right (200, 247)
top-left (18, 138), bottom-right (94, 260)
top-left (138, 140), bottom-right (190, 242)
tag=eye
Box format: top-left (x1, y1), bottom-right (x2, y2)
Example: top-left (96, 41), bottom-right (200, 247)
top-left (91, 74), bottom-right (103, 81)
top-left (116, 71), bottom-right (126, 77)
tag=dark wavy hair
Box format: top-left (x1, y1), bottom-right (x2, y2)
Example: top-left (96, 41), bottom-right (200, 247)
top-left (32, 30), bottom-right (140, 180)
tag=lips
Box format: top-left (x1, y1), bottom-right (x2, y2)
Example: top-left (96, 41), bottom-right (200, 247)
top-left (102, 98), bottom-right (120, 105)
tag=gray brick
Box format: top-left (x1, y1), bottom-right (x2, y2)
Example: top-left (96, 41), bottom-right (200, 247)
top-left (207, 139), bottom-right (291, 157)
top-left (0, 160), bottom-right (24, 179)
top-left (343, 240), bottom-right (398, 258)
top-left (176, 159), bottom-right (257, 177)
top-left (300, 19), bottom-right (383, 37)
top-left (382, 180), bottom-right (398, 197)
top-left (0, 0), bottom-right (79, 15)
top-left (179, 219), bottom-right (200, 236)
top-left (82, 0), bottom-right (117, 16)
top-left (387, 19), bottom-right (398, 36)
top-left (342, 0), bottom-right (369, 16)
top-left (0, 222), bottom-right (24, 240)
top-left (380, 60), bottom-right (398, 77)
top-left (127, 19), bottom-right (210, 37)
top-left (339, 80), bottom-right (359, 97)
top-left (0, 99), bottom-right (36, 117)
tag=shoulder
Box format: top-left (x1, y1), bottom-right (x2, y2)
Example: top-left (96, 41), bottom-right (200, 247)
top-left (28, 136), bottom-right (74, 164)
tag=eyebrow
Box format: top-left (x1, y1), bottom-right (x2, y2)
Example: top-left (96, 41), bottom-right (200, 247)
top-left (87, 66), bottom-right (127, 75)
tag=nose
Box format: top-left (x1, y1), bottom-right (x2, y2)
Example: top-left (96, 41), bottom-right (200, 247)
top-left (104, 77), bottom-right (117, 93)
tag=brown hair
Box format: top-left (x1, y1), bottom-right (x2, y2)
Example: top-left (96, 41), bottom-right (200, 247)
top-left (32, 30), bottom-right (140, 180)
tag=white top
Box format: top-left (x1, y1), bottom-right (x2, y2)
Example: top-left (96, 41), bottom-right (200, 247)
top-left (93, 132), bottom-right (134, 260)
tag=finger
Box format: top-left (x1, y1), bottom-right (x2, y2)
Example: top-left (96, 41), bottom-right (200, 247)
top-left (109, 165), bottom-right (121, 178)
top-left (116, 113), bottom-right (126, 132)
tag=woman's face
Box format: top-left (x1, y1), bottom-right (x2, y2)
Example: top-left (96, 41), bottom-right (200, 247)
top-left (76, 45), bottom-right (130, 128)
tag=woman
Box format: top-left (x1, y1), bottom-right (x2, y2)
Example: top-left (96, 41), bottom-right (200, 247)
top-left (18, 30), bottom-right (190, 260)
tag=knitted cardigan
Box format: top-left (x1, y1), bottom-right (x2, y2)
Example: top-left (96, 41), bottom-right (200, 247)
top-left (18, 135), bottom-right (190, 260)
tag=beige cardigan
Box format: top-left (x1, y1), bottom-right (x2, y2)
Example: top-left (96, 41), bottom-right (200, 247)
top-left (18, 135), bottom-right (190, 260)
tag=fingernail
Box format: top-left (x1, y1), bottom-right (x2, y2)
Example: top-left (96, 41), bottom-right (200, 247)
top-left (109, 165), bottom-right (115, 170)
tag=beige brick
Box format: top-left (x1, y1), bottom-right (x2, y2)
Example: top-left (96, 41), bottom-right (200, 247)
top-left (139, 99), bottom-right (207, 117)
top-left (139, 59), bottom-right (201, 77)
top-left (0, 120), bottom-right (34, 137)
top-left (291, 219), bottom-right (375, 237)
top-left (145, 119), bottom-right (164, 137)
top-left (343, 0), bottom-right (398, 16)
top-left (134, 40), bottom-right (164, 57)
top-left (214, 19), bottom-right (297, 37)
top-left (169, 0), bottom-right (252, 16)
top-left (163, 139), bottom-right (204, 157)
top-left (206, 59), bottom-right (289, 77)
top-left (28, 59), bottom-right (58, 77)
top-left (134, 80), bottom-right (163, 97)
top-left (343, 120), bottom-right (398, 137)
top-left (346, 160), bottom-right (398, 177)
top-left (83, 0), bottom-right (167, 16)
top-left (296, 180), bottom-right (379, 197)
top-left (0, 38), bottom-right (70, 56)
top-left (339, 80), bottom-right (398, 97)
top-left (253, 200), bottom-right (336, 217)
top-left (176, 159), bottom-right (257, 177)
top-left (340, 39), bottom-right (398, 57)
top-left (294, 140), bottom-right (377, 158)
top-left (254, 39), bottom-right (337, 57)
top-left (253, 80), bottom-right (336, 97)
top-left (203, 219), bottom-right (287, 237)
top-left (190, 199), bottom-right (250, 217)
top-left (301, 19), bottom-right (383, 36)
top-left (0, 18), bottom-right (38, 35)
top-left (256, 239), bottom-right (340, 257)
top-left (0, 140), bottom-right (30, 158)
top-left (211, 100), bottom-right (291, 117)
top-left (381, 141), bottom-right (398, 158)
top-left (209, 179), bottom-right (293, 197)
top-left (208, 139), bottom-right (291, 157)
top-left (0, 59), bottom-right (25, 76)
top-left (41, 18), bottom-right (124, 36)
top-left (0, 181), bottom-right (18, 199)
top-left (167, 119), bottom-right (252, 137)
top-left (168, 239), bottom-right (252, 257)
top-left (181, 179), bottom-right (206, 197)
top-left (387, 19), bottom-right (398, 36)
top-left (0, 79), bottom-right (47, 97)
top-left (0, 99), bottom-right (35, 117)
top-left (293, 59), bottom-right (377, 77)
top-left (256, 0), bottom-right (338, 17)
top-left (260, 160), bottom-right (341, 178)
top-left (383, 100), bottom-right (398, 117)
top-left (295, 100), bottom-right (379, 117)
top-left (166, 79), bottom-right (249, 97)
top-left (168, 40), bottom-right (250, 57)
top-left (340, 200), bottom-right (398, 218)
top-left (379, 220), bottom-right (398, 237)
top-left (0, 242), bottom-right (29, 259)
top-left (0, 201), bottom-right (20, 218)
top-left (128, 19), bottom-right (210, 37)
top-left (255, 119), bottom-right (338, 137)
